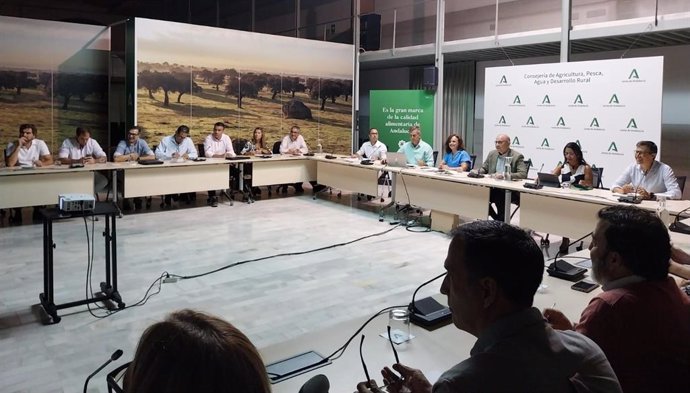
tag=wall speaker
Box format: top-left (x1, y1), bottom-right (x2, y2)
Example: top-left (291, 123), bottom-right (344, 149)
top-left (423, 66), bottom-right (438, 90)
top-left (360, 13), bottom-right (381, 51)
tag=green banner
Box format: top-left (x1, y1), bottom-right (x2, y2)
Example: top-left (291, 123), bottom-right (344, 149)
top-left (369, 90), bottom-right (435, 151)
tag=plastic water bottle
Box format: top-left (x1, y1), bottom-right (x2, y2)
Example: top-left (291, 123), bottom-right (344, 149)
top-left (657, 195), bottom-right (670, 226)
top-left (316, 141), bottom-right (323, 154)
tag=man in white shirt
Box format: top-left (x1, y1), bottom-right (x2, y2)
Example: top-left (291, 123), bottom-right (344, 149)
top-left (5, 123), bottom-right (53, 223)
top-left (58, 127), bottom-right (107, 165)
top-left (5, 123), bottom-right (53, 167)
top-left (155, 125), bottom-right (199, 208)
top-left (611, 141), bottom-right (681, 200)
top-left (279, 125), bottom-right (309, 156)
top-left (354, 128), bottom-right (387, 161)
top-left (203, 122), bottom-right (235, 207)
top-left (58, 127), bottom-right (109, 196)
top-left (155, 125), bottom-right (198, 161)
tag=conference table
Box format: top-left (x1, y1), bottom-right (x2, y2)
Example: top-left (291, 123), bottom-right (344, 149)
top-left (3, 155), bottom-right (689, 238)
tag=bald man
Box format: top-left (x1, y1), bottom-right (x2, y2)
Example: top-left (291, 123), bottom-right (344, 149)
top-left (478, 134), bottom-right (528, 222)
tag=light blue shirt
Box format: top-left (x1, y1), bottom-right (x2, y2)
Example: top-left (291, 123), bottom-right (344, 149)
top-left (114, 139), bottom-right (153, 157)
top-left (398, 140), bottom-right (434, 166)
top-left (155, 135), bottom-right (198, 160)
top-left (611, 161), bottom-right (681, 200)
top-left (442, 150), bottom-right (471, 168)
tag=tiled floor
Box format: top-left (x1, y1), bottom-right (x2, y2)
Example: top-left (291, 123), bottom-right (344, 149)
top-left (0, 190), bottom-right (570, 392)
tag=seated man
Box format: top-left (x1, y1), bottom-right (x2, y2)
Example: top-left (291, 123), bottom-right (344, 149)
top-left (5, 123), bottom-right (53, 223)
top-left (354, 128), bottom-right (387, 161)
top-left (359, 220), bottom-right (620, 393)
top-left (397, 125), bottom-right (433, 167)
top-left (58, 126), bottom-right (109, 195)
top-left (477, 133), bottom-right (528, 222)
top-left (113, 126), bottom-right (155, 210)
top-left (155, 125), bottom-right (199, 207)
top-left (278, 125), bottom-right (323, 193)
top-left (545, 205), bottom-right (690, 393)
top-left (611, 140), bottom-right (681, 200)
top-left (203, 122), bottom-right (235, 207)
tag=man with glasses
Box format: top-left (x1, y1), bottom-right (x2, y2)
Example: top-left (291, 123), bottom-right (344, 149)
top-left (477, 133), bottom-right (528, 222)
top-left (611, 141), bottom-right (681, 200)
top-left (358, 221), bottom-right (620, 393)
top-left (113, 126), bottom-right (155, 210)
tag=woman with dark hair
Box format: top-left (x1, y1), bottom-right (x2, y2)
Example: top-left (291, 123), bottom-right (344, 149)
top-left (242, 127), bottom-right (272, 155)
top-left (551, 142), bottom-right (593, 187)
top-left (438, 134), bottom-right (471, 171)
top-left (124, 309), bottom-right (271, 393)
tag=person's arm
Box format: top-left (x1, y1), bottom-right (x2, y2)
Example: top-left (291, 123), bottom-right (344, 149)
top-left (438, 157), bottom-right (447, 169)
top-left (355, 144), bottom-right (365, 158)
top-left (581, 164), bottom-right (594, 187)
top-left (155, 141), bottom-right (170, 160)
top-left (660, 166), bottom-right (682, 200)
top-left (139, 141), bottom-right (155, 160)
top-left (379, 143), bottom-right (387, 161)
top-left (279, 137), bottom-right (289, 154)
top-left (37, 141), bottom-right (53, 166)
top-left (543, 308), bottom-right (575, 330)
top-left (551, 165), bottom-right (562, 176)
top-left (112, 141), bottom-right (129, 162)
top-left (512, 153), bottom-right (528, 179)
top-left (458, 150), bottom-right (471, 172)
top-left (611, 166), bottom-right (633, 194)
top-left (6, 141), bottom-right (21, 167)
top-left (298, 136), bottom-right (309, 154)
top-left (423, 146), bottom-right (434, 167)
top-left (670, 261), bottom-right (690, 280)
top-left (91, 140), bottom-right (107, 163)
top-left (226, 136), bottom-right (236, 157)
top-left (478, 153), bottom-right (491, 174)
top-left (58, 140), bottom-right (76, 164)
top-left (185, 139), bottom-right (198, 159)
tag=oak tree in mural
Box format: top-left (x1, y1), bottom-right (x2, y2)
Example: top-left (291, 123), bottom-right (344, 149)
top-left (225, 74), bottom-right (260, 108)
top-left (0, 71), bottom-right (38, 95)
top-left (138, 70), bottom-right (201, 106)
top-left (54, 73), bottom-right (107, 109)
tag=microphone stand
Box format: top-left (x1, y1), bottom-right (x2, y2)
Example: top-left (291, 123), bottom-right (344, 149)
top-left (408, 272), bottom-right (451, 329)
top-left (84, 349), bottom-right (123, 393)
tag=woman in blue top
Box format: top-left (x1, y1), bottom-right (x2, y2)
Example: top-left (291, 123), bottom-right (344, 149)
top-left (439, 134), bottom-right (472, 171)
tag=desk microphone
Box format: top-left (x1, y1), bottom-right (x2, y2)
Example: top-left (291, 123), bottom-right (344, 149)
top-left (536, 163), bottom-right (544, 183)
top-left (84, 349), bottom-right (123, 393)
top-left (619, 171), bottom-right (645, 204)
top-left (408, 272), bottom-right (451, 329)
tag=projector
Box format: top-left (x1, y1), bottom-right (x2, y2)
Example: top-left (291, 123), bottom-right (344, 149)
top-left (58, 193), bottom-right (95, 212)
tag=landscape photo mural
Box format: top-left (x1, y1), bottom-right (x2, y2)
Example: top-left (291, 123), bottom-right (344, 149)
top-left (135, 18), bottom-right (354, 153)
top-left (0, 16), bottom-right (110, 158)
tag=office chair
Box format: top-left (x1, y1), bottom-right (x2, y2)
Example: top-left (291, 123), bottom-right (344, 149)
top-left (677, 175), bottom-right (686, 195)
top-left (508, 158), bottom-right (533, 220)
top-left (469, 154), bottom-right (477, 170)
top-left (433, 151), bottom-right (438, 166)
top-left (272, 140), bottom-right (289, 195)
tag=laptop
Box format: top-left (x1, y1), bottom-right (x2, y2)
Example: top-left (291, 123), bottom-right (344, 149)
top-left (386, 152), bottom-right (411, 168)
top-left (537, 172), bottom-right (561, 188)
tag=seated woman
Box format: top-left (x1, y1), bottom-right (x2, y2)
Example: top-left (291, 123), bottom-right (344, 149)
top-left (124, 309), bottom-right (271, 393)
top-left (241, 127), bottom-right (272, 155)
top-left (551, 142), bottom-right (593, 187)
top-left (438, 133), bottom-right (471, 171)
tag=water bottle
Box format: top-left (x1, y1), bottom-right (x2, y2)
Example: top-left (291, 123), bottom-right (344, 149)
top-left (657, 195), bottom-right (670, 226)
top-left (316, 141), bottom-right (323, 154)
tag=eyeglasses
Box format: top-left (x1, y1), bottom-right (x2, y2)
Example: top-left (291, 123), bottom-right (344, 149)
top-left (358, 328), bottom-right (401, 390)
top-left (634, 150), bottom-right (650, 156)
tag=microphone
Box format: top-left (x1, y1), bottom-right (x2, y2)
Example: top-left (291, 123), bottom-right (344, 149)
top-left (408, 272), bottom-right (451, 329)
top-left (670, 206), bottom-right (690, 234)
top-left (298, 374), bottom-right (330, 393)
top-left (84, 349), bottom-right (123, 393)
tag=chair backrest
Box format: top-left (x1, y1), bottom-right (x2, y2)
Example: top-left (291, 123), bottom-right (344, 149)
top-left (470, 154), bottom-right (477, 170)
top-left (592, 167), bottom-right (604, 189)
top-left (233, 138), bottom-right (247, 154)
top-left (524, 158), bottom-right (533, 178)
top-left (197, 143), bottom-right (205, 158)
top-left (272, 140), bottom-right (282, 154)
top-left (433, 151), bottom-right (438, 166)
top-left (677, 175), bottom-right (686, 195)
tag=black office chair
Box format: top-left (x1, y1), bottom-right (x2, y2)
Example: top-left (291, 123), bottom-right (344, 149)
top-left (677, 175), bottom-right (686, 195)
top-left (432, 151), bottom-right (438, 166)
top-left (271, 140), bottom-right (290, 195)
top-left (592, 166), bottom-right (605, 189)
top-left (469, 154), bottom-right (477, 170)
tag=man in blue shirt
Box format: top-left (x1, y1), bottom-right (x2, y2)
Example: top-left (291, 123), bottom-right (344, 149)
top-left (397, 126), bottom-right (434, 167)
top-left (113, 126), bottom-right (155, 210)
